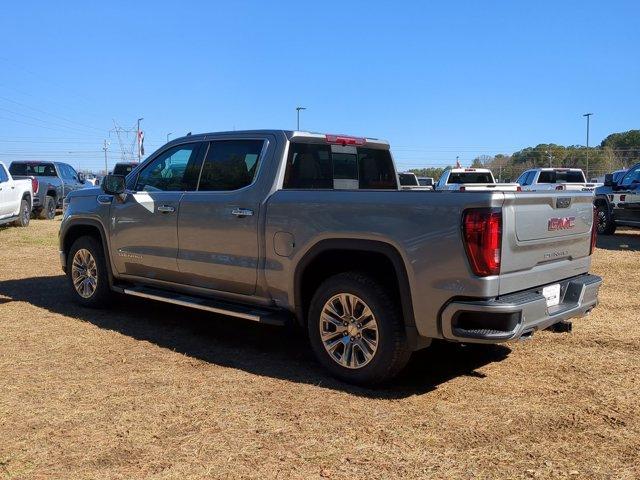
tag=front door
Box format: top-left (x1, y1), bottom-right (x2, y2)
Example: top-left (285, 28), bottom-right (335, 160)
top-left (177, 138), bottom-right (267, 295)
top-left (109, 142), bottom-right (205, 282)
top-left (0, 164), bottom-right (12, 218)
top-left (615, 165), bottom-right (640, 225)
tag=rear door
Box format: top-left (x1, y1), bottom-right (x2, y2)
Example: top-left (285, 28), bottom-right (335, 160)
top-left (177, 138), bottom-right (268, 295)
top-left (0, 164), bottom-right (12, 217)
top-left (109, 142), bottom-right (205, 282)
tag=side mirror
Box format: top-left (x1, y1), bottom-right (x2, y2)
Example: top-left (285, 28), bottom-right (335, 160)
top-left (77, 172), bottom-right (86, 184)
top-left (102, 174), bottom-right (126, 195)
top-left (604, 174), bottom-right (614, 187)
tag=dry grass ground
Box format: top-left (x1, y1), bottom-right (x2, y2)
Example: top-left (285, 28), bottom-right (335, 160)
top-left (1, 219), bottom-right (639, 479)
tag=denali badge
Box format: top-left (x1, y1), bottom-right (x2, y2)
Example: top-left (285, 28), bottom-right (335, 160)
top-left (548, 216), bottom-right (576, 231)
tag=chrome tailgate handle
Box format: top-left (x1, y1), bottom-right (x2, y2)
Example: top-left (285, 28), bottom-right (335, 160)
top-left (157, 205), bottom-right (176, 213)
top-left (231, 208), bottom-right (253, 217)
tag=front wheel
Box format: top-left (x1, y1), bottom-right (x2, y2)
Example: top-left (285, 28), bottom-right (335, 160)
top-left (67, 235), bottom-right (111, 307)
top-left (39, 195), bottom-right (56, 220)
top-left (307, 272), bottom-right (411, 386)
top-left (596, 203), bottom-right (616, 235)
top-left (13, 199), bottom-right (31, 227)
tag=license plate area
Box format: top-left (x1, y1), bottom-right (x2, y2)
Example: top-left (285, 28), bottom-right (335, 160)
top-left (542, 283), bottom-right (561, 307)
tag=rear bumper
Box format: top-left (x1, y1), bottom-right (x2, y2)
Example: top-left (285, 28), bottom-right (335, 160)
top-left (440, 273), bottom-right (602, 343)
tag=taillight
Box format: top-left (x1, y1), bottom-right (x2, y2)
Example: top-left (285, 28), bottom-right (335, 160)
top-left (462, 208), bottom-right (502, 276)
top-left (325, 134), bottom-right (366, 146)
top-left (555, 185), bottom-right (564, 190)
top-left (590, 205), bottom-right (597, 254)
top-left (459, 186), bottom-right (466, 191)
top-left (516, 186), bottom-right (522, 192)
top-left (31, 177), bottom-right (39, 194)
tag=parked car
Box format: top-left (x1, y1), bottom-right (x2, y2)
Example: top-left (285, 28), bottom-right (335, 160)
top-left (593, 163), bottom-right (640, 234)
top-left (434, 167), bottom-right (520, 191)
top-left (60, 130), bottom-right (601, 385)
top-left (0, 161), bottom-right (33, 227)
top-left (9, 161), bottom-right (85, 219)
top-left (83, 173), bottom-right (99, 186)
top-left (112, 162), bottom-right (138, 176)
top-left (516, 168), bottom-right (596, 192)
top-left (398, 172), bottom-right (431, 190)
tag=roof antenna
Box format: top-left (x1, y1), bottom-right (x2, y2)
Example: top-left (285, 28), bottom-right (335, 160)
top-left (186, 132), bottom-right (192, 136)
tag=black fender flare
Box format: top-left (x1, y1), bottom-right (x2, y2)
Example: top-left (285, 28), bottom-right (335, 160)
top-left (61, 218), bottom-right (115, 285)
top-left (293, 238), bottom-right (416, 331)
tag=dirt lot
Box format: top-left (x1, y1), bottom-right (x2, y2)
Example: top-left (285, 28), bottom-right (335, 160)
top-left (1, 220), bottom-right (639, 479)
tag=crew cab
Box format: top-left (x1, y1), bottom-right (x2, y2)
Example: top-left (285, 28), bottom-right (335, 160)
top-left (9, 161), bottom-right (85, 219)
top-left (517, 168), bottom-right (596, 192)
top-left (59, 130), bottom-right (601, 385)
top-left (594, 163), bottom-right (640, 234)
top-left (0, 161), bottom-right (33, 227)
top-left (434, 167), bottom-right (520, 191)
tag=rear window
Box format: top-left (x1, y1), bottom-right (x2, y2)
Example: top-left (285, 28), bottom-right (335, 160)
top-left (399, 173), bottom-right (418, 186)
top-left (283, 142), bottom-right (397, 190)
top-left (9, 162), bottom-right (57, 177)
top-left (113, 163), bottom-right (137, 176)
top-left (538, 170), bottom-right (585, 183)
top-left (447, 172), bottom-right (493, 184)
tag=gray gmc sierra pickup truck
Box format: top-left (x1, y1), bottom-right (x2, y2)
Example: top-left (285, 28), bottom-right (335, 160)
top-left (59, 130), bottom-right (602, 385)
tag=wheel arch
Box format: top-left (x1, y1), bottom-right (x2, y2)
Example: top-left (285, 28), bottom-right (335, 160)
top-left (61, 219), bottom-right (114, 283)
top-left (293, 239), bottom-right (415, 332)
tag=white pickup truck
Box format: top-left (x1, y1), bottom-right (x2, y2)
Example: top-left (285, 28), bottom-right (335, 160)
top-left (0, 161), bottom-right (33, 227)
top-left (516, 168), bottom-right (596, 192)
top-left (434, 167), bottom-right (520, 191)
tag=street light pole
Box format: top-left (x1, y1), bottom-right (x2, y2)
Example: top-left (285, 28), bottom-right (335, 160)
top-left (583, 113), bottom-right (593, 179)
top-left (296, 106), bottom-right (306, 130)
top-left (137, 117), bottom-right (144, 161)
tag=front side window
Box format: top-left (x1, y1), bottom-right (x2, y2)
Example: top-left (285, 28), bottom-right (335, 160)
top-left (283, 142), bottom-right (396, 190)
top-left (197, 140), bottom-right (265, 191)
top-left (135, 143), bottom-right (203, 192)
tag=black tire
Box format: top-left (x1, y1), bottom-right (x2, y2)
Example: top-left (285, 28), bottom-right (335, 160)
top-left (307, 271), bottom-right (411, 386)
top-left (39, 195), bottom-right (56, 220)
top-left (12, 199), bottom-right (31, 227)
top-left (596, 203), bottom-right (616, 235)
top-left (66, 235), bottom-right (111, 308)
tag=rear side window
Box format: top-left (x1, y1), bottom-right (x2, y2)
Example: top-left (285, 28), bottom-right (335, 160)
top-left (447, 172), bottom-right (493, 184)
top-left (9, 162), bottom-right (57, 177)
top-left (283, 142), bottom-right (396, 190)
top-left (197, 140), bottom-right (265, 191)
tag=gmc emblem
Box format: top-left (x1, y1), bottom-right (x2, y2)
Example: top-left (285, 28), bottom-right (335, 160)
top-left (548, 216), bottom-right (576, 231)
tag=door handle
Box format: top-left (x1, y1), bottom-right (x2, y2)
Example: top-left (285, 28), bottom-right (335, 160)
top-left (157, 205), bottom-right (176, 213)
top-left (231, 208), bottom-right (253, 217)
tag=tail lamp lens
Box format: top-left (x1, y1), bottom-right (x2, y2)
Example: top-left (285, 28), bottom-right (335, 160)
top-left (31, 177), bottom-right (39, 194)
top-left (463, 208), bottom-right (502, 276)
top-left (590, 205), bottom-right (597, 254)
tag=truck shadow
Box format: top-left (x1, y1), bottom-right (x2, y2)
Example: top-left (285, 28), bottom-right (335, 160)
top-left (0, 275), bottom-right (511, 399)
top-left (596, 230), bottom-right (640, 252)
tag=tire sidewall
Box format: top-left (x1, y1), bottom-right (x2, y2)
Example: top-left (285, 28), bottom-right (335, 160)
top-left (307, 272), bottom-right (408, 385)
top-left (67, 236), bottom-right (110, 308)
top-left (596, 204), bottom-right (615, 235)
top-left (15, 199), bottom-right (30, 227)
top-left (44, 196), bottom-right (56, 220)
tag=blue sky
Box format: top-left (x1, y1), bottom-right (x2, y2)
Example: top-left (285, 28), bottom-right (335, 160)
top-left (0, 0), bottom-right (638, 171)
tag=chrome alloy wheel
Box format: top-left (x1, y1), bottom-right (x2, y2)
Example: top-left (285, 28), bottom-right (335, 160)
top-left (319, 293), bottom-right (379, 369)
top-left (596, 208), bottom-right (608, 232)
top-left (71, 248), bottom-right (98, 298)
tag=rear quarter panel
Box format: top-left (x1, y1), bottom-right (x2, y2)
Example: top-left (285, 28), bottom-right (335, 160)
top-left (264, 190), bottom-right (504, 338)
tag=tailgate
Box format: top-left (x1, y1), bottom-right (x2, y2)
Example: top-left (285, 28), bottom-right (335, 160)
top-left (499, 191), bottom-right (594, 294)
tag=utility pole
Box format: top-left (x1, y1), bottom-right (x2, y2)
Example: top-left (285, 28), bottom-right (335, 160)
top-left (137, 117), bottom-right (144, 161)
top-left (583, 113), bottom-right (593, 179)
top-left (296, 106), bottom-right (306, 130)
top-left (102, 139), bottom-right (109, 174)
top-left (546, 149), bottom-right (552, 168)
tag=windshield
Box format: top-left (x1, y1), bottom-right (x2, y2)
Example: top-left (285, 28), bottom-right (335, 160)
top-left (9, 162), bottom-right (57, 177)
top-left (538, 170), bottom-right (586, 183)
top-left (447, 172), bottom-right (493, 184)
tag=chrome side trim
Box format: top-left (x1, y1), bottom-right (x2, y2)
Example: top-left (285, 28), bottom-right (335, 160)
top-left (122, 288), bottom-right (262, 322)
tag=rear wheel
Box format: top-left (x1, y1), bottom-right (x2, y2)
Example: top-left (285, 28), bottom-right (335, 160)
top-left (39, 195), bottom-right (56, 220)
top-left (67, 236), bottom-right (111, 307)
top-left (596, 203), bottom-right (616, 235)
top-left (13, 199), bottom-right (30, 227)
top-left (307, 271), bottom-right (411, 386)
